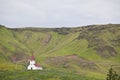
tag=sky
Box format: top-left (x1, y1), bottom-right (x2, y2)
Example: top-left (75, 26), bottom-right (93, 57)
top-left (0, 0), bottom-right (120, 28)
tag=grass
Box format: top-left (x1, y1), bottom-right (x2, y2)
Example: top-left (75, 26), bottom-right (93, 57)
top-left (0, 69), bottom-right (103, 80)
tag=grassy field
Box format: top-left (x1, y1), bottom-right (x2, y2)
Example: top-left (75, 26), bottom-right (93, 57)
top-left (0, 70), bottom-right (103, 80)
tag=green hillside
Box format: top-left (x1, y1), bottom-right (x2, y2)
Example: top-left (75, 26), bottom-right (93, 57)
top-left (0, 24), bottom-right (120, 80)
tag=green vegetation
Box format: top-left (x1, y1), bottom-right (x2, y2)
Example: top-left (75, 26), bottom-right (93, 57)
top-left (106, 66), bottom-right (120, 80)
top-left (0, 24), bottom-right (120, 80)
top-left (0, 70), bottom-right (101, 80)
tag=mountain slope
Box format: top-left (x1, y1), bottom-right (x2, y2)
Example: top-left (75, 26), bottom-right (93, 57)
top-left (0, 24), bottom-right (120, 80)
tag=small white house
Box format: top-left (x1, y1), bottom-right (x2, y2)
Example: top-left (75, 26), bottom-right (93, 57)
top-left (27, 54), bottom-right (43, 70)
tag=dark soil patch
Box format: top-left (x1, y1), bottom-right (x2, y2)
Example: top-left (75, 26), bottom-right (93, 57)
top-left (42, 34), bottom-right (52, 46)
top-left (10, 52), bottom-right (28, 63)
top-left (95, 45), bottom-right (117, 58)
top-left (45, 54), bottom-right (98, 70)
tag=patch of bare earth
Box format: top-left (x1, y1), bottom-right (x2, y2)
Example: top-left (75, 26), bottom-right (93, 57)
top-left (45, 54), bottom-right (98, 70)
top-left (10, 52), bottom-right (28, 64)
top-left (42, 34), bottom-right (52, 46)
top-left (95, 45), bottom-right (117, 58)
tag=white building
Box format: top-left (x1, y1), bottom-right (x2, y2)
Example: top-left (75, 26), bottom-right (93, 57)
top-left (27, 54), bottom-right (43, 70)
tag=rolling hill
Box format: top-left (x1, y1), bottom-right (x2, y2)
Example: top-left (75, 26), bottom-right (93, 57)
top-left (0, 24), bottom-right (120, 80)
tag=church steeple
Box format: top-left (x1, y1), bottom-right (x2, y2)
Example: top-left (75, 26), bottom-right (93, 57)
top-left (30, 54), bottom-right (35, 60)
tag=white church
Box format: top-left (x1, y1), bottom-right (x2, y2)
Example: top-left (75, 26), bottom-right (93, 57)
top-left (27, 54), bottom-right (43, 70)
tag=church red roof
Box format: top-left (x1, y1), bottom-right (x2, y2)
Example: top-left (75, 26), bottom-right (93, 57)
top-left (35, 63), bottom-right (41, 67)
